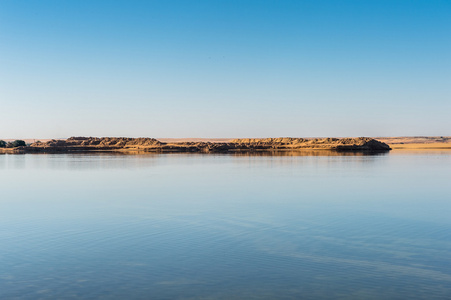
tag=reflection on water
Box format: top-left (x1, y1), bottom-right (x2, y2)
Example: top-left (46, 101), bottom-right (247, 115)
top-left (0, 151), bottom-right (387, 171)
top-left (231, 150), bottom-right (388, 157)
top-left (0, 152), bottom-right (451, 299)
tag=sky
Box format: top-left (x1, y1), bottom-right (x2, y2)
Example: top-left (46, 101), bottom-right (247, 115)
top-left (1, 0), bottom-right (450, 139)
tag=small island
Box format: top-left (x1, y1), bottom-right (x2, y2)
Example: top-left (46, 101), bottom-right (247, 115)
top-left (0, 136), bottom-right (391, 154)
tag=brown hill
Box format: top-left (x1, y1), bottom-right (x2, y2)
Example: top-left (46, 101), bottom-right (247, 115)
top-left (230, 137), bottom-right (390, 151)
top-left (31, 137), bottom-right (162, 148)
top-left (14, 136), bottom-right (390, 153)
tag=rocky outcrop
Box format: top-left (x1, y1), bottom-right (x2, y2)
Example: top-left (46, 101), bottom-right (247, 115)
top-left (31, 137), bottom-right (162, 148)
top-left (24, 136), bottom-right (390, 153)
top-left (333, 137), bottom-right (391, 151)
top-left (230, 137), bottom-right (390, 151)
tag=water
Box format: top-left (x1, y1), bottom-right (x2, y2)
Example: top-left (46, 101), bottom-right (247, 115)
top-left (1, 151), bottom-right (451, 299)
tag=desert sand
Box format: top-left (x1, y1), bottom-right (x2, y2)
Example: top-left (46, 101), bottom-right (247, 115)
top-left (377, 136), bottom-right (451, 150)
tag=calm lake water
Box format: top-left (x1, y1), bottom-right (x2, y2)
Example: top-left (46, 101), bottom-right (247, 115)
top-left (1, 151), bottom-right (451, 299)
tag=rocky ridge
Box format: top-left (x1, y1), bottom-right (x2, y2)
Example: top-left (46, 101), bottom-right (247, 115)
top-left (32, 137), bottom-right (162, 148)
top-left (19, 136), bottom-right (391, 153)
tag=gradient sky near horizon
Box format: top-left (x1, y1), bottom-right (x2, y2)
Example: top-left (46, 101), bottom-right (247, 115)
top-left (1, 0), bottom-right (450, 139)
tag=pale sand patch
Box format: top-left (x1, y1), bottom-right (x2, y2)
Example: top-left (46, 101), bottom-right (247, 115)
top-left (390, 143), bottom-right (451, 150)
top-left (378, 136), bottom-right (451, 145)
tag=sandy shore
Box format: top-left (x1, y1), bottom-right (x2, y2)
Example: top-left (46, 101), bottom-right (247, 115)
top-left (389, 143), bottom-right (451, 150)
top-left (376, 136), bottom-right (451, 150)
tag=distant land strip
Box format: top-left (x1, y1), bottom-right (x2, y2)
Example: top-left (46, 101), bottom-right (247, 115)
top-left (0, 137), bottom-right (391, 154)
top-left (376, 136), bottom-right (451, 150)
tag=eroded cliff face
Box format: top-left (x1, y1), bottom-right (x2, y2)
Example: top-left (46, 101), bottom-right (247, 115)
top-left (230, 137), bottom-right (391, 151)
top-left (25, 136), bottom-right (390, 153)
top-left (231, 138), bottom-right (309, 145)
top-left (31, 137), bottom-right (162, 148)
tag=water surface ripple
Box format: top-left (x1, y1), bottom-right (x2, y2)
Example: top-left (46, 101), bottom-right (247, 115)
top-left (1, 152), bottom-right (451, 299)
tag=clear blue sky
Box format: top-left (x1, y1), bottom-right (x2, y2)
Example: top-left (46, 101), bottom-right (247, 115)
top-left (1, 0), bottom-right (450, 138)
